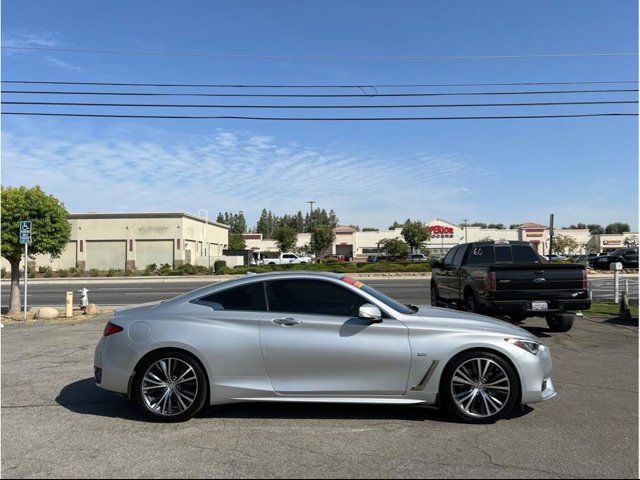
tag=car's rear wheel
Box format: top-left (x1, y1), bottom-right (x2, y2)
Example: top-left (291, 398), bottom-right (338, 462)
top-left (134, 351), bottom-right (208, 422)
top-left (546, 313), bottom-right (575, 332)
top-left (441, 351), bottom-right (519, 423)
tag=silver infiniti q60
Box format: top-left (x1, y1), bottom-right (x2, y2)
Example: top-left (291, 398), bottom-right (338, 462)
top-left (94, 272), bottom-right (556, 423)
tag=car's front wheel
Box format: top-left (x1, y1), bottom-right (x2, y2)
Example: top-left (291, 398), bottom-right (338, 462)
top-left (441, 351), bottom-right (519, 423)
top-left (134, 351), bottom-right (208, 422)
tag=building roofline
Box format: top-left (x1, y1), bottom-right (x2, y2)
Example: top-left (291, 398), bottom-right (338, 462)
top-left (68, 212), bottom-right (230, 229)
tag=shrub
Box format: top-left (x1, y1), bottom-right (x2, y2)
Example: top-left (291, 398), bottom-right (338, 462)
top-left (106, 268), bottom-right (116, 277)
top-left (214, 260), bottom-right (227, 272)
top-left (44, 268), bottom-right (53, 278)
top-left (90, 269), bottom-right (101, 277)
top-left (158, 263), bottom-right (173, 276)
top-left (58, 268), bottom-right (69, 277)
top-left (144, 263), bottom-right (158, 275)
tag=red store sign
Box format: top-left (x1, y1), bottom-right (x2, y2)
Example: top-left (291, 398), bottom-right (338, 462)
top-left (429, 225), bottom-right (455, 239)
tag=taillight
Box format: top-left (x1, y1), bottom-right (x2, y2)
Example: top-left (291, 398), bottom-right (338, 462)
top-left (487, 272), bottom-right (497, 292)
top-left (582, 269), bottom-right (588, 289)
top-left (103, 322), bottom-right (123, 337)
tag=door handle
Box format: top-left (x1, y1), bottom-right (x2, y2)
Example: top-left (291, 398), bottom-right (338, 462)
top-left (272, 317), bottom-right (302, 327)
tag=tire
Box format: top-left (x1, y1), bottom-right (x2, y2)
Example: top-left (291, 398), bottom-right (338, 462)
top-left (509, 313), bottom-right (528, 323)
top-left (430, 283), bottom-right (442, 307)
top-left (134, 350), bottom-right (208, 422)
top-left (464, 291), bottom-right (480, 313)
top-left (546, 314), bottom-right (575, 332)
top-left (268, 262), bottom-right (276, 265)
top-left (441, 350), bottom-right (519, 424)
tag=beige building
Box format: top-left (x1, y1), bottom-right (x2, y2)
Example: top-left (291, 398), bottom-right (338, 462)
top-left (2, 213), bottom-right (230, 272)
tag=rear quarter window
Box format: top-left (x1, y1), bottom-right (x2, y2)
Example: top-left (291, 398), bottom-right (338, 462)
top-left (467, 246), bottom-right (495, 264)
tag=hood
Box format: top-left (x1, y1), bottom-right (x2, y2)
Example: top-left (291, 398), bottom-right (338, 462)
top-left (409, 305), bottom-right (536, 339)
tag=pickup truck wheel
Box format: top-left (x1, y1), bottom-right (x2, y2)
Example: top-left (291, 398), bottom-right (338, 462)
top-left (268, 262), bottom-right (276, 265)
top-left (509, 314), bottom-right (528, 323)
top-left (441, 351), bottom-right (519, 423)
top-left (430, 284), bottom-right (442, 307)
top-left (464, 292), bottom-right (480, 314)
top-left (546, 314), bottom-right (574, 332)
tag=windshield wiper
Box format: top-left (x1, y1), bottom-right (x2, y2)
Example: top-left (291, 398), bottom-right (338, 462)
top-left (405, 303), bottom-right (419, 313)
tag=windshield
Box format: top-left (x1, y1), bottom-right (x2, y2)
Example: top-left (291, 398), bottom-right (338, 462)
top-left (359, 283), bottom-right (416, 315)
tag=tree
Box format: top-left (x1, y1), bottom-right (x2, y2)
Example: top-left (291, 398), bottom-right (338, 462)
top-left (587, 224), bottom-right (605, 235)
top-left (1, 186), bottom-right (72, 314)
top-left (362, 227), bottom-right (379, 232)
top-left (309, 225), bottom-right (335, 260)
top-left (605, 222), bottom-right (631, 234)
top-left (401, 221), bottom-right (430, 253)
top-left (272, 226), bottom-right (298, 253)
top-left (470, 222), bottom-right (488, 228)
top-left (388, 220), bottom-right (404, 230)
top-left (509, 224), bottom-right (521, 229)
top-left (551, 235), bottom-right (581, 255)
top-left (228, 234), bottom-right (246, 250)
top-left (487, 223), bottom-right (505, 230)
top-left (624, 235), bottom-right (639, 248)
top-left (379, 238), bottom-right (409, 256)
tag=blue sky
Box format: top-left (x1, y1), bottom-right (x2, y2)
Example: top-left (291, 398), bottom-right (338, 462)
top-left (2, 0), bottom-right (638, 229)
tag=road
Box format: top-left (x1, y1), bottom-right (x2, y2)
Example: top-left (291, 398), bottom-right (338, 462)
top-left (2, 314), bottom-right (637, 478)
top-left (2, 276), bottom-right (637, 308)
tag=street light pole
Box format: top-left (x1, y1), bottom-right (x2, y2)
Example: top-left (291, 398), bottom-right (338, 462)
top-left (307, 201), bottom-right (315, 232)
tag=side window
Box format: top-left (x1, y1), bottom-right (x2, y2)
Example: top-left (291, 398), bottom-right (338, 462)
top-left (467, 245), bottom-right (496, 265)
top-left (198, 282), bottom-right (267, 311)
top-left (283, 254), bottom-right (295, 259)
top-left (453, 246), bottom-right (466, 266)
top-left (266, 279), bottom-right (366, 317)
top-left (443, 247), bottom-right (458, 267)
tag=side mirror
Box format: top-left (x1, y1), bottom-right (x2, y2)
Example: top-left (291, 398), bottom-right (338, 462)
top-left (359, 303), bottom-right (383, 323)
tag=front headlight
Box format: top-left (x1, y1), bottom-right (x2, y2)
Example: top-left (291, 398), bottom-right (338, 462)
top-left (505, 338), bottom-right (542, 355)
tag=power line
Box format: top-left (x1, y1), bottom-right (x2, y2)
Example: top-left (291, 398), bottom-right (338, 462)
top-left (2, 79), bottom-right (638, 88)
top-left (2, 46), bottom-right (638, 61)
top-left (4, 100), bottom-right (637, 109)
top-left (2, 88), bottom-right (636, 98)
top-left (2, 112), bottom-right (636, 121)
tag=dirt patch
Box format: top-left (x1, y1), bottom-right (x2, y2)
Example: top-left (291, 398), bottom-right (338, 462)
top-left (1, 307), bottom-right (114, 326)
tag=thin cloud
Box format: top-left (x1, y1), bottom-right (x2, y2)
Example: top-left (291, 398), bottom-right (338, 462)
top-left (1, 126), bottom-right (481, 228)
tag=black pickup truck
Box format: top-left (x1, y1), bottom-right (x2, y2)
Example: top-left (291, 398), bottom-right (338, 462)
top-left (430, 241), bottom-right (590, 332)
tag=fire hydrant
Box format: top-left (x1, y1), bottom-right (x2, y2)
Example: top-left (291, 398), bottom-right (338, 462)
top-left (78, 288), bottom-right (90, 312)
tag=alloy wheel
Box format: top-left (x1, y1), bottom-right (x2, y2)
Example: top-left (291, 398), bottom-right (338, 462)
top-left (451, 358), bottom-right (511, 418)
top-left (141, 357), bottom-right (199, 416)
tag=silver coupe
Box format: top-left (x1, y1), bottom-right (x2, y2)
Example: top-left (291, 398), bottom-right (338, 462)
top-left (94, 272), bottom-right (555, 423)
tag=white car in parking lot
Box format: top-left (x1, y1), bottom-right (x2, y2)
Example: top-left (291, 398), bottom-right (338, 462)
top-left (95, 272), bottom-right (555, 423)
top-left (260, 252), bottom-right (312, 265)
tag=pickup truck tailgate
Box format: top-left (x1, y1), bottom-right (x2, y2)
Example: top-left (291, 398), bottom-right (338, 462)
top-left (488, 265), bottom-right (588, 304)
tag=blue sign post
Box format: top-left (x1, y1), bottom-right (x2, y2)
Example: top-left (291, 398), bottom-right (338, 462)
top-left (19, 221), bottom-right (32, 320)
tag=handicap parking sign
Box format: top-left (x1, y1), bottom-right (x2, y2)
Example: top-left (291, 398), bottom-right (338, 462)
top-left (19, 221), bottom-right (32, 244)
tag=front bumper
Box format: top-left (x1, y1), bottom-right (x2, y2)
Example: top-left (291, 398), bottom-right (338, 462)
top-left (517, 344), bottom-right (556, 405)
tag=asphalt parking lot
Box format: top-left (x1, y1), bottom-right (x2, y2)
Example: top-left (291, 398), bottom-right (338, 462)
top-left (2, 312), bottom-right (637, 479)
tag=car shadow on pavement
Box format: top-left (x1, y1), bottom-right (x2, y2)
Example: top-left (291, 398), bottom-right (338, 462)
top-left (57, 378), bottom-right (534, 424)
top-left (56, 378), bottom-right (146, 422)
top-left (203, 402), bottom-right (534, 424)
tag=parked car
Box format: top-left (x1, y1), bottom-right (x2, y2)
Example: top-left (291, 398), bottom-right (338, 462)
top-left (95, 272), bottom-right (555, 423)
top-left (430, 241), bottom-right (590, 331)
top-left (545, 254), bottom-right (568, 262)
top-left (260, 253), bottom-right (312, 265)
top-left (592, 248), bottom-right (639, 270)
top-left (367, 255), bottom-right (383, 262)
top-left (589, 253), bottom-right (610, 268)
top-left (404, 253), bottom-right (428, 262)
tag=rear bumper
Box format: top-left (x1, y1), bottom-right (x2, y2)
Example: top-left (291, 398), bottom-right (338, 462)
top-left (486, 300), bottom-right (591, 317)
top-left (94, 334), bottom-right (137, 395)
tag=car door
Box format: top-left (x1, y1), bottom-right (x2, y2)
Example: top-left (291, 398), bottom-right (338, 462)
top-left (450, 245), bottom-right (468, 303)
top-left (260, 278), bottom-right (412, 395)
top-left (193, 281), bottom-right (270, 381)
top-left (438, 246), bottom-right (459, 301)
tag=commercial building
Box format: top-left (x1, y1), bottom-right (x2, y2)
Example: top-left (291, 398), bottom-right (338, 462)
top-left (244, 219), bottom-right (638, 260)
top-left (2, 213), bottom-right (230, 272)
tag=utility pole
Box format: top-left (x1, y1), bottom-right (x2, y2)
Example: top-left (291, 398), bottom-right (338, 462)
top-left (307, 201), bottom-right (315, 232)
top-left (548, 213), bottom-right (555, 263)
top-left (463, 219), bottom-right (468, 243)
